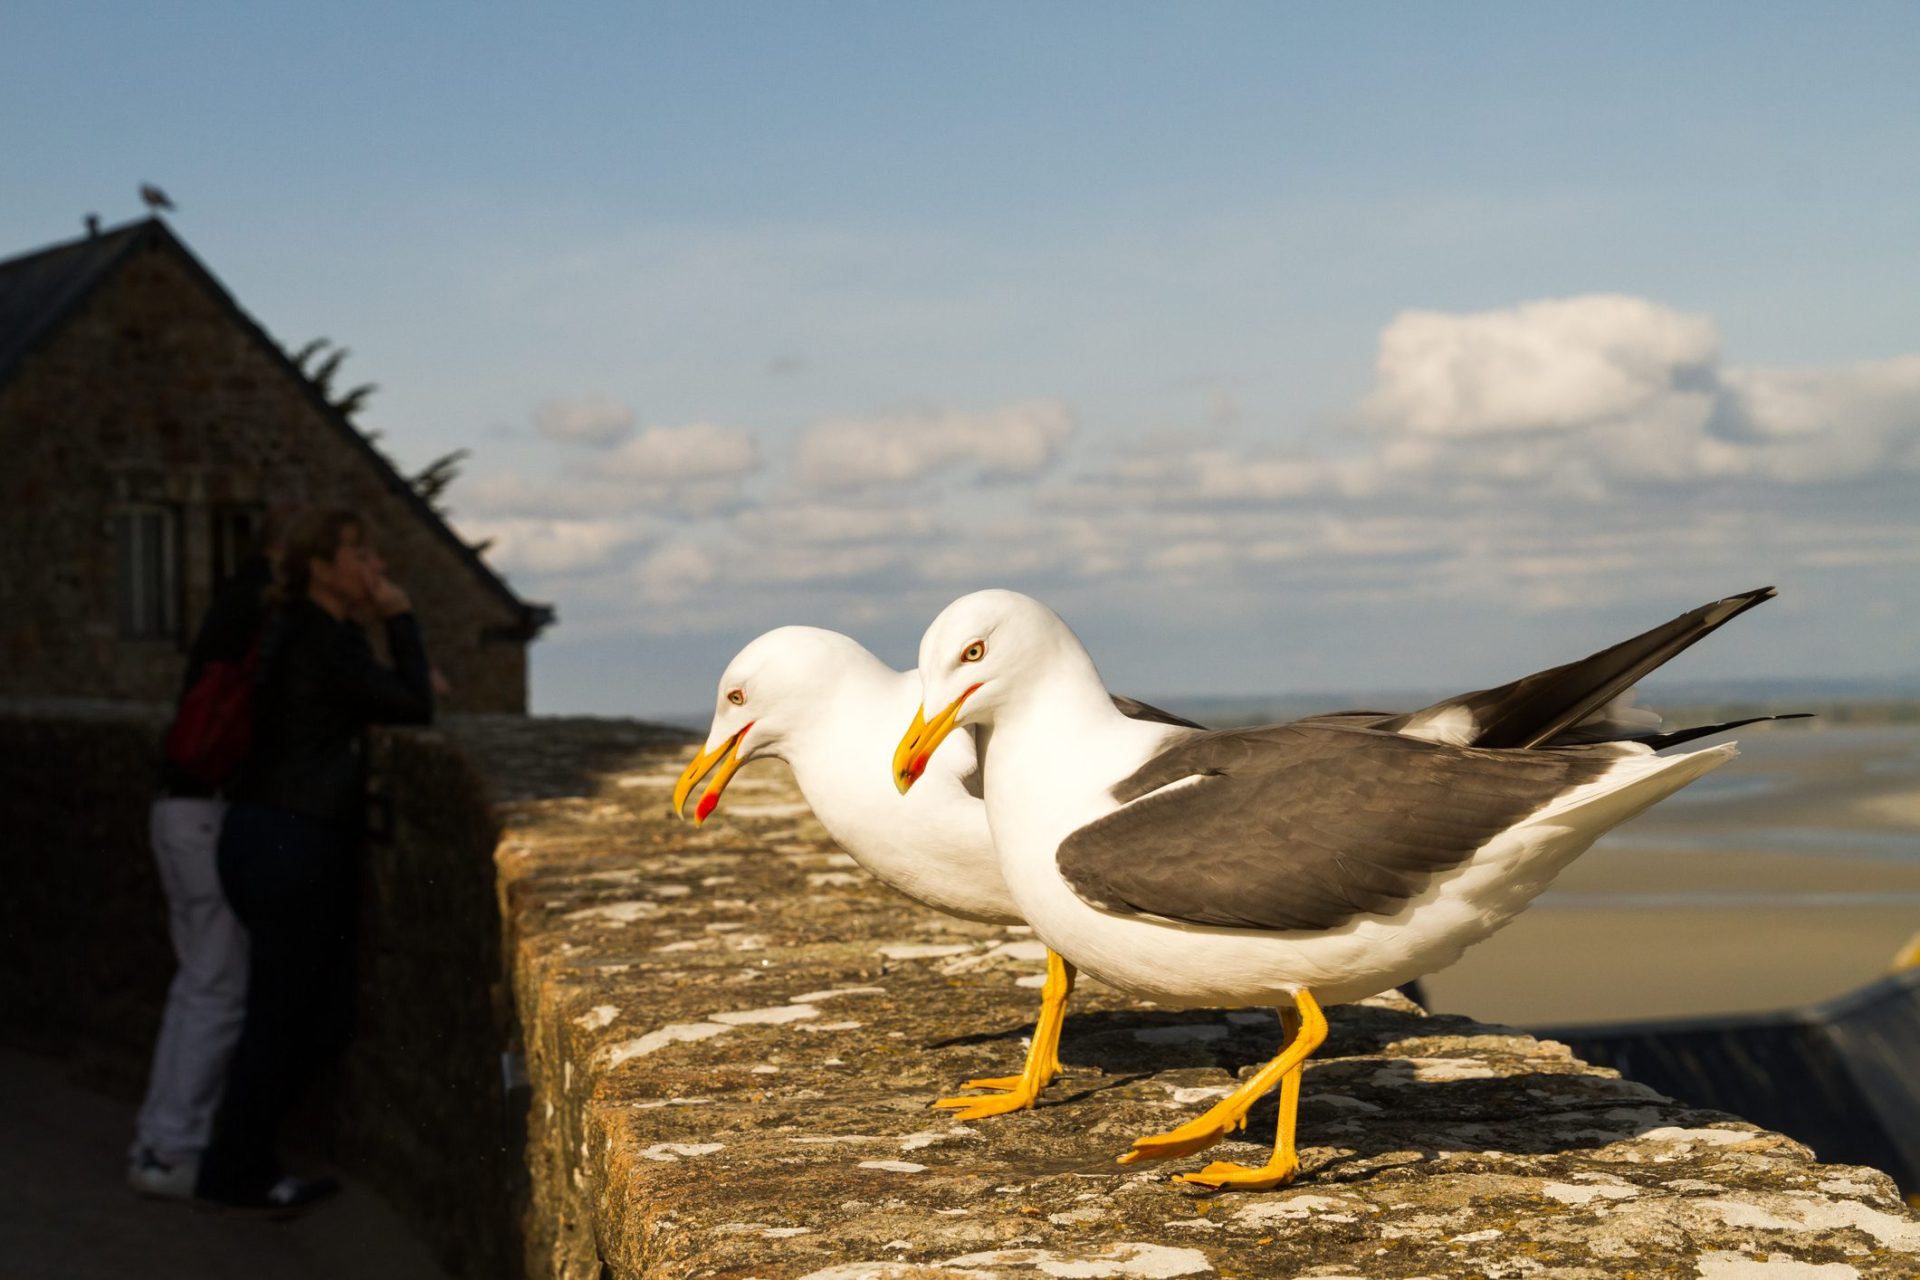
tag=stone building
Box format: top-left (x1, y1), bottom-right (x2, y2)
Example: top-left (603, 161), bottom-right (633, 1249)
top-left (0, 217), bottom-right (550, 712)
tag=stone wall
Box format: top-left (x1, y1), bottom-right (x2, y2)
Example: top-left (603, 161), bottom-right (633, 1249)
top-left (0, 225), bottom-right (533, 712)
top-left (0, 702), bottom-right (520, 1278)
top-left (492, 723), bottom-right (1920, 1278)
top-left (9, 704), bottom-right (1920, 1277)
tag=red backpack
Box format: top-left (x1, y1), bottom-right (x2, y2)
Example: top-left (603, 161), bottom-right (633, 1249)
top-left (163, 639), bottom-right (261, 786)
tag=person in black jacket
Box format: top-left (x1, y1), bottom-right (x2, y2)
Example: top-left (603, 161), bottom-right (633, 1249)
top-left (195, 508), bottom-right (434, 1210)
top-left (128, 531), bottom-right (280, 1200)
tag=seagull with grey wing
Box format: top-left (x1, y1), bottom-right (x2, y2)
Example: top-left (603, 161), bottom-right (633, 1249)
top-left (673, 625), bottom-right (1200, 1120)
top-left (894, 587), bottom-right (1799, 1189)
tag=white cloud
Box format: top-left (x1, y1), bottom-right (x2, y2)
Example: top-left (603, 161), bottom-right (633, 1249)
top-left (794, 399), bottom-right (1074, 490)
top-left (458, 471), bottom-right (660, 520)
top-left (1335, 295), bottom-right (1920, 495)
top-left (460, 516), bottom-right (643, 575)
top-left (1714, 355), bottom-right (1920, 482)
top-left (732, 504), bottom-right (935, 545)
top-left (600, 422), bottom-right (761, 484)
top-left (1363, 294), bottom-right (1719, 437)
top-left (634, 543), bottom-right (718, 601)
top-left (534, 394), bottom-right (637, 446)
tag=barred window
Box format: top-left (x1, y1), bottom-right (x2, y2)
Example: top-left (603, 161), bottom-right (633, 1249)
top-left (112, 506), bottom-right (180, 639)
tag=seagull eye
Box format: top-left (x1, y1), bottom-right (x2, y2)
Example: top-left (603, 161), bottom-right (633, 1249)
top-left (960, 641), bottom-right (986, 664)
top-left (727, 689), bottom-right (745, 706)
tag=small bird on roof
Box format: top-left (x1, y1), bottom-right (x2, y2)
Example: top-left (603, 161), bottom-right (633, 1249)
top-left (140, 183), bottom-right (175, 213)
top-left (674, 625), bottom-right (1200, 1119)
top-left (896, 587), bottom-right (1795, 1189)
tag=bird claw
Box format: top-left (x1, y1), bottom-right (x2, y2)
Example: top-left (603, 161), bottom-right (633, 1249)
top-left (1115, 1118), bottom-right (1235, 1164)
top-left (1172, 1159), bottom-right (1299, 1191)
top-left (929, 1066), bottom-right (1052, 1113)
top-left (932, 1089), bottom-right (1040, 1121)
top-left (932, 1070), bottom-right (1050, 1120)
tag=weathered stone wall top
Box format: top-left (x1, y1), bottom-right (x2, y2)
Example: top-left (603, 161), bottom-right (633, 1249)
top-left (491, 720), bottom-right (1920, 1279)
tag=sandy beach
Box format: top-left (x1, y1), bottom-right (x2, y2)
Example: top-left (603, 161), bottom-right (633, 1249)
top-left (1424, 722), bottom-right (1920, 1026)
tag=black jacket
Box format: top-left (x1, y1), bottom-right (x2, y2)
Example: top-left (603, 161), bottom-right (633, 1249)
top-left (233, 599), bottom-right (434, 830)
top-left (158, 555), bottom-right (274, 797)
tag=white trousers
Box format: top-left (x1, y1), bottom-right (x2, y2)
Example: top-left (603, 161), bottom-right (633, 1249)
top-left (131, 797), bottom-right (249, 1163)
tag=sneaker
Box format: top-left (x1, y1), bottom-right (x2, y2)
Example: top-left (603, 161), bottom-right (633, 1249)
top-left (127, 1147), bottom-right (198, 1200)
top-left (198, 1173), bottom-right (341, 1216)
top-left (266, 1175), bottom-right (339, 1210)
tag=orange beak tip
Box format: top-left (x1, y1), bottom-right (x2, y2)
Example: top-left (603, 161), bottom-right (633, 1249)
top-left (695, 792), bottom-right (718, 824)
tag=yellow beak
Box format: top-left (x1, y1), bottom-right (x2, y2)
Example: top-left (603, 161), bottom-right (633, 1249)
top-left (673, 722), bottom-right (753, 824)
top-left (894, 685), bottom-right (978, 794)
top-left (889, 705), bottom-right (927, 791)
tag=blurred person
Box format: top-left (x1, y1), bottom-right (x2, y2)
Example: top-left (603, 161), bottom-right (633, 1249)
top-left (128, 507), bottom-right (288, 1199)
top-left (194, 510), bottom-right (434, 1211)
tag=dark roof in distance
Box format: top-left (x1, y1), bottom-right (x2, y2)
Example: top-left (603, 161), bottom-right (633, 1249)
top-left (0, 218), bottom-right (551, 640)
top-left (0, 220), bottom-right (150, 381)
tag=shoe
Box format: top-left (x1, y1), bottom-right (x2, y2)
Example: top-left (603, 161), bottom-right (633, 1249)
top-left (127, 1148), bottom-right (198, 1200)
top-left (198, 1173), bottom-right (341, 1216)
top-left (266, 1175), bottom-right (339, 1210)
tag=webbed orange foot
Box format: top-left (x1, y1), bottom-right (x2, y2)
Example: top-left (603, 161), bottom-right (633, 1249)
top-left (929, 950), bottom-right (1078, 1123)
top-left (1115, 1109), bottom-right (1245, 1164)
top-left (932, 1073), bottom-right (1048, 1120)
top-left (1173, 1156), bottom-right (1299, 1191)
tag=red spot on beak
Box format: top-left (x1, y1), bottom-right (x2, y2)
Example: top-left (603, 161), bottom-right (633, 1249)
top-left (909, 753), bottom-right (929, 779)
top-left (695, 791), bottom-right (719, 823)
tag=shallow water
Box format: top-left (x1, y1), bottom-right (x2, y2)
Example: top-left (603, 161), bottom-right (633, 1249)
top-left (1540, 890), bottom-right (1920, 909)
top-left (1560, 722), bottom-right (1920, 898)
top-left (1429, 722), bottom-right (1920, 1021)
top-left (1596, 825), bottom-right (1920, 861)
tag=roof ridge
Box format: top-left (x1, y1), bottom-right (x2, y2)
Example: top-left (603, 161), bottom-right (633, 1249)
top-left (0, 217), bottom-right (551, 639)
top-left (0, 216), bottom-right (153, 273)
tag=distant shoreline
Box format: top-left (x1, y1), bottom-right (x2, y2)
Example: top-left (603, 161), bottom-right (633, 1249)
top-left (638, 692), bottom-right (1920, 734)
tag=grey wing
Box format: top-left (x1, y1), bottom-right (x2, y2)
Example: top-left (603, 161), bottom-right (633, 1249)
top-left (1110, 693), bottom-right (1206, 730)
top-left (1056, 721), bottom-right (1617, 932)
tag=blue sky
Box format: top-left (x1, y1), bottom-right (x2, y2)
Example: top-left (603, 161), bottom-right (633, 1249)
top-left (7, 4), bottom-right (1919, 713)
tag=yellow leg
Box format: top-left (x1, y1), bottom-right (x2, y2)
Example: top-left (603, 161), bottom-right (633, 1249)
top-left (933, 950), bottom-right (1077, 1121)
top-left (1118, 989), bottom-right (1326, 1191)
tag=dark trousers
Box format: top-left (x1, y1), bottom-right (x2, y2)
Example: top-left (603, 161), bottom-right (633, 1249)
top-left (196, 802), bottom-right (358, 1198)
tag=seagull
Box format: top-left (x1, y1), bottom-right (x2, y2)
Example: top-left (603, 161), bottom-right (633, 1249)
top-left (672, 625), bottom-right (1199, 1119)
top-left (895, 587), bottom-right (1792, 1189)
top-left (140, 183), bottom-right (176, 213)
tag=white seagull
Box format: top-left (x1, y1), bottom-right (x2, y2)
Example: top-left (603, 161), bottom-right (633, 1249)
top-left (672, 625), bottom-right (1199, 1119)
top-left (895, 587), bottom-right (1792, 1188)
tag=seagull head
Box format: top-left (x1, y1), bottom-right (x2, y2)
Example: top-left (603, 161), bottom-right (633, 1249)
top-left (895, 589), bottom-right (1081, 793)
top-left (675, 626), bottom-right (867, 824)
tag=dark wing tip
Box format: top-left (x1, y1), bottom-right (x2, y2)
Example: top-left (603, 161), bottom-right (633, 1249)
top-left (1702, 586), bottom-right (1778, 627)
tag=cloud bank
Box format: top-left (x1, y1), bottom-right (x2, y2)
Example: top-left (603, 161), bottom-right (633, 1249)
top-left (534, 394), bottom-right (636, 446)
top-left (450, 295), bottom-right (1920, 702)
top-left (795, 400), bottom-right (1074, 490)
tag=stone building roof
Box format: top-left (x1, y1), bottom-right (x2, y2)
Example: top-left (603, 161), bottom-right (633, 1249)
top-left (0, 221), bottom-right (152, 381)
top-left (0, 217), bottom-right (552, 642)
